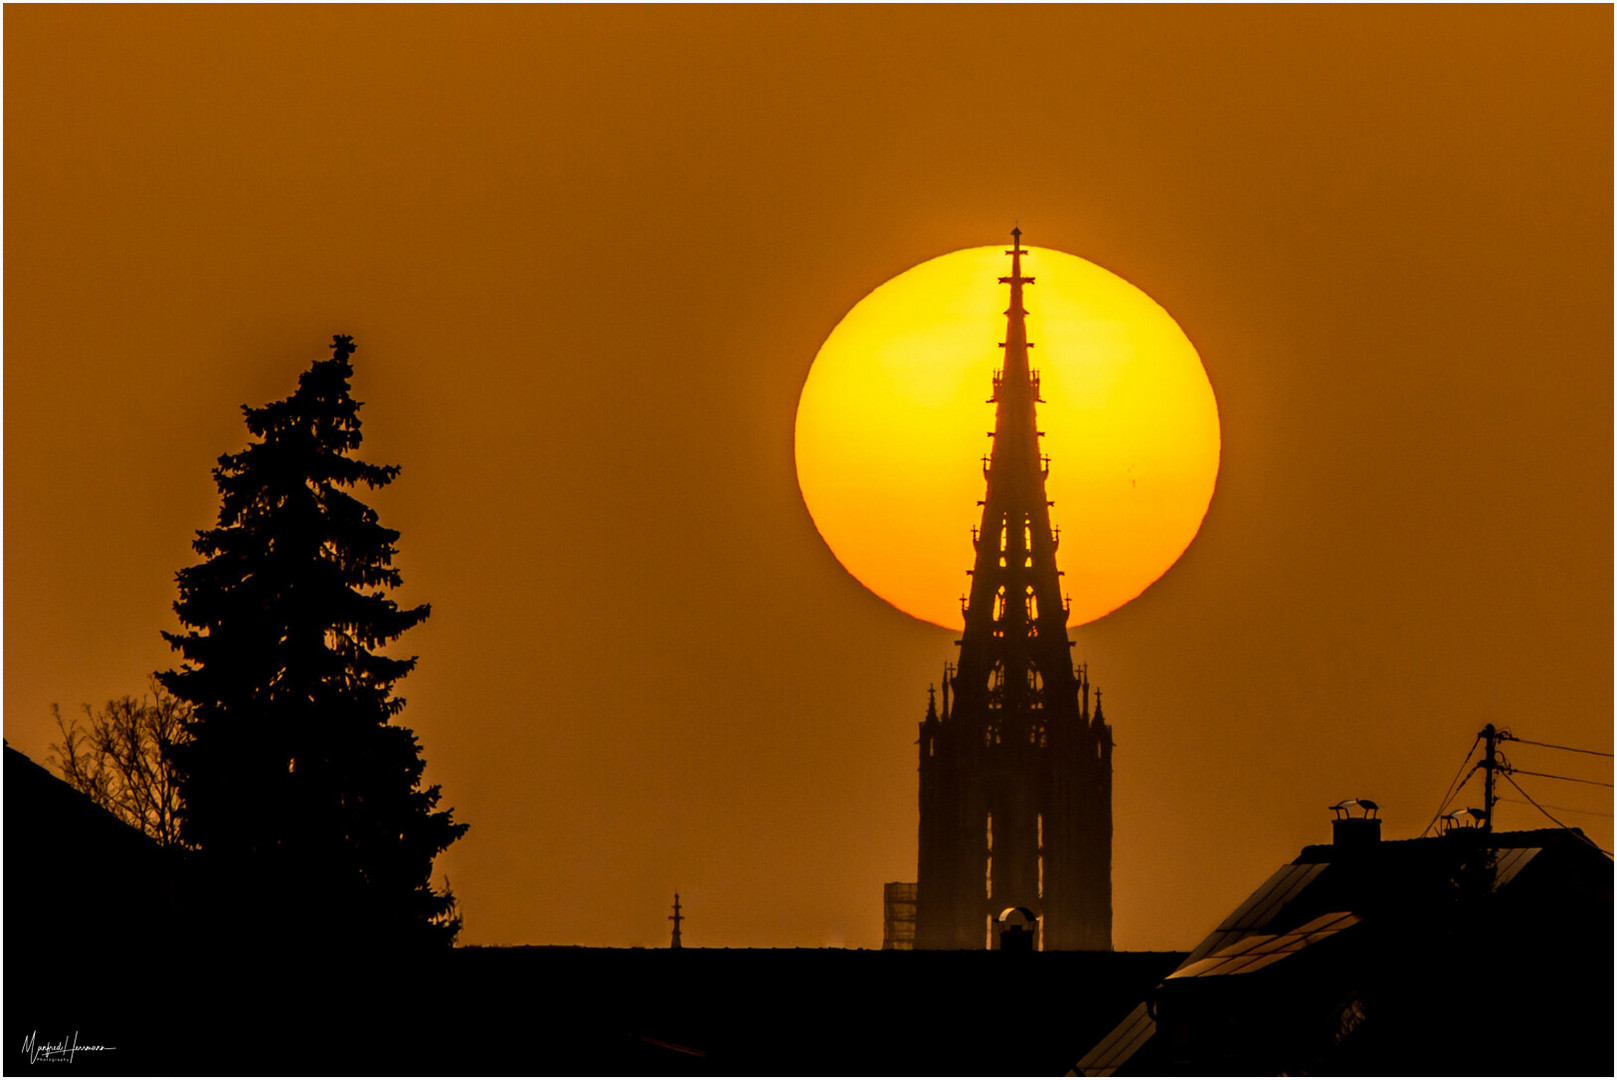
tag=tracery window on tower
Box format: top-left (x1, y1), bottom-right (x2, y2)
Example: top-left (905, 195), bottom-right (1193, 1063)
top-left (985, 813), bottom-right (994, 899)
top-left (1037, 813), bottom-right (1045, 897)
top-left (985, 663), bottom-right (1006, 745)
top-left (1028, 663), bottom-right (1048, 744)
top-left (986, 661), bottom-right (1006, 701)
top-left (985, 662), bottom-right (1006, 743)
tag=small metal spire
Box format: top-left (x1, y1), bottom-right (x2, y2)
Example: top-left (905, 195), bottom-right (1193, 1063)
top-left (669, 891), bottom-right (684, 949)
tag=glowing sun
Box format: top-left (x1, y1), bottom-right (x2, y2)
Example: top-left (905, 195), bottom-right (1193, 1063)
top-left (795, 243), bottom-right (1220, 630)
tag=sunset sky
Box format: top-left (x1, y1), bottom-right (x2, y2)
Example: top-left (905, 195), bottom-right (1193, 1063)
top-left (6, 6), bottom-right (1610, 950)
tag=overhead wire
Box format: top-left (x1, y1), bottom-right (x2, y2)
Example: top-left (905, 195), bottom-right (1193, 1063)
top-left (1506, 736), bottom-right (1613, 758)
top-left (1509, 768), bottom-right (1613, 789)
top-left (1421, 735), bottom-right (1480, 837)
top-left (1497, 796), bottom-right (1612, 819)
top-left (1500, 772), bottom-right (1612, 857)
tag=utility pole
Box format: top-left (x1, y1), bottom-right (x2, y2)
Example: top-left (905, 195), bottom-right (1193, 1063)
top-left (1479, 724), bottom-right (1501, 832)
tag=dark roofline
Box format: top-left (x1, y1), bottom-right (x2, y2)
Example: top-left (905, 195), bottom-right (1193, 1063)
top-left (4, 741), bottom-right (171, 858)
top-left (1294, 825), bottom-right (1607, 865)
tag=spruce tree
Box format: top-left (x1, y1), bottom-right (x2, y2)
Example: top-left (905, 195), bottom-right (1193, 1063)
top-left (161, 334), bottom-right (465, 951)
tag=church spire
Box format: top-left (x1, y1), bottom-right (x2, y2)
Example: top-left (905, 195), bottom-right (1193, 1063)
top-left (954, 228), bottom-right (1075, 733)
top-left (913, 227), bottom-right (1113, 952)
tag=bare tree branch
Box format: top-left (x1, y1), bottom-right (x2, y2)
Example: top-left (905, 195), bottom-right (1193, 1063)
top-left (50, 677), bottom-right (189, 847)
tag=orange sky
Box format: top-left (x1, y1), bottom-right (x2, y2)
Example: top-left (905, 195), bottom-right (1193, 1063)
top-left (6, 6), bottom-right (1611, 950)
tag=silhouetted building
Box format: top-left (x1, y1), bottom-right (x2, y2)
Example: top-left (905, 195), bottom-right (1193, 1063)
top-left (4, 741), bottom-right (189, 965)
top-left (5, 743), bottom-right (1184, 1073)
top-left (1072, 812), bottom-right (1614, 1075)
top-left (915, 230), bottom-right (1113, 951)
top-left (882, 881), bottom-right (917, 949)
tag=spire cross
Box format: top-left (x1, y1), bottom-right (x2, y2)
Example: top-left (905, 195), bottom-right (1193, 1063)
top-left (1000, 226), bottom-right (1035, 287)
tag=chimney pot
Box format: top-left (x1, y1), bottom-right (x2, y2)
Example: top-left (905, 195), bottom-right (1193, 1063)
top-left (1329, 797), bottom-right (1382, 848)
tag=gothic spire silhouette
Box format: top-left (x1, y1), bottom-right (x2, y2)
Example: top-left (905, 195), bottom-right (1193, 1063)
top-left (915, 229), bottom-right (1113, 951)
top-left (953, 226), bottom-right (1079, 727)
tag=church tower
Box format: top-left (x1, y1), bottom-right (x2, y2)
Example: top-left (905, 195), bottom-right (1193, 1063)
top-left (915, 229), bottom-right (1113, 951)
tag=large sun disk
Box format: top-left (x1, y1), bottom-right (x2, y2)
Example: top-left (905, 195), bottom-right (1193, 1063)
top-left (796, 245), bottom-right (1219, 630)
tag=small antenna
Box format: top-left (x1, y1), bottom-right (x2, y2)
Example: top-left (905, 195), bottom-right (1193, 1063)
top-left (669, 891), bottom-right (684, 949)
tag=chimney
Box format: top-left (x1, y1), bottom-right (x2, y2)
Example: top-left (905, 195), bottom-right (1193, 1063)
top-left (1330, 798), bottom-right (1381, 849)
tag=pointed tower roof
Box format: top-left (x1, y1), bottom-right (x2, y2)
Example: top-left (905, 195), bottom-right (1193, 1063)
top-left (949, 228), bottom-right (1078, 734)
top-left (915, 228), bottom-right (1114, 953)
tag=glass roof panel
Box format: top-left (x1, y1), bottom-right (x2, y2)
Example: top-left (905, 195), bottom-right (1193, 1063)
top-left (1168, 912), bottom-right (1362, 980)
top-left (1492, 846), bottom-right (1542, 892)
top-left (1071, 1001), bottom-right (1155, 1076)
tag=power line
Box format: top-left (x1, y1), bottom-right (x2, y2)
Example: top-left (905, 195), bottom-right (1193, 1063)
top-left (1497, 796), bottom-right (1612, 819)
top-left (1506, 736), bottom-right (1613, 758)
top-left (1451, 768), bottom-right (1478, 802)
top-left (1500, 772), bottom-right (1611, 856)
top-left (1422, 736), bottom-right (1480, 837)
top-left (1510, 768), bottom-right (1613, 789)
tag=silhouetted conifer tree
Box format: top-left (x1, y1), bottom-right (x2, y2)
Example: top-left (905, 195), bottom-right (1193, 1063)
top-left (160, 335), bottom-right (465, 951)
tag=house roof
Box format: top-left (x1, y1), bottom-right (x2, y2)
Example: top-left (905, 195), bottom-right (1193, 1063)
top-left (1073, 825), bottom-right (1613, 1076)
